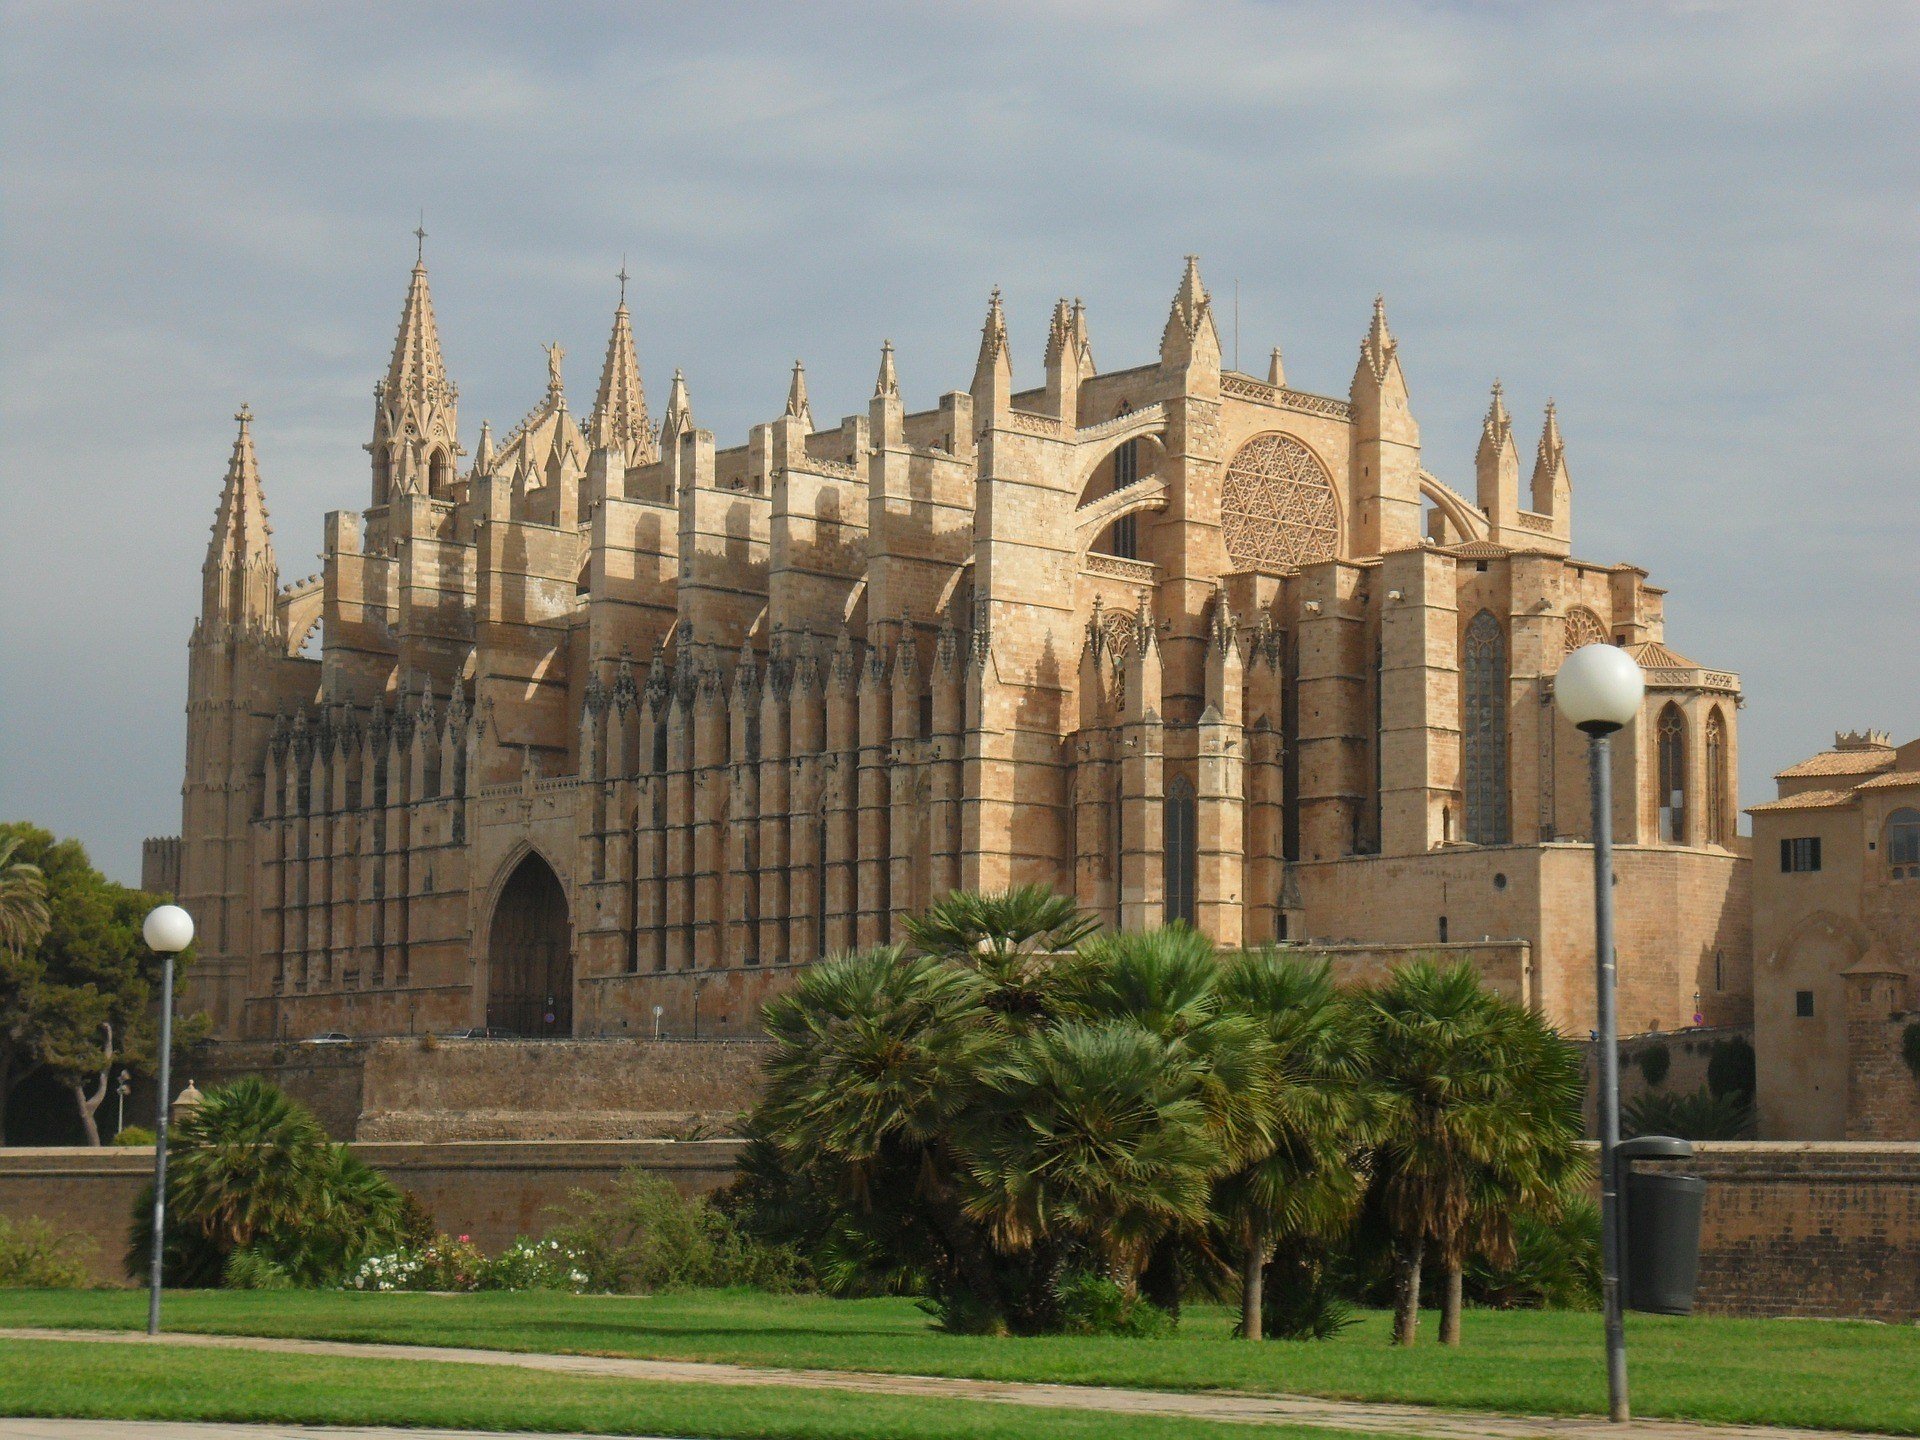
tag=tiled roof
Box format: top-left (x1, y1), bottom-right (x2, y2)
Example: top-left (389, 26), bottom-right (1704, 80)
top-left (1449, 540), bottom-right (1509, 559)
top-left (1774, 749), bottom-right (1897, 781)
top-left (1626, 640), bottom-right (1699, 669)
top-left (1855, 769), bottom-right (1920, 791)
top-left (1747, 788), bottom-right (1858, 813)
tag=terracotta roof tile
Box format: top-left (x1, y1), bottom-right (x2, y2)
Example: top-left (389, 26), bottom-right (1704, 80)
top-left (1855, 769), bottom-right (1920, 791)
top-left (1774, 749), bottom-right (1897, 780)
top-left (1626, 640), bottom-right (1699, 669)
top-left (1747, 788), bottom-right (1859, 813)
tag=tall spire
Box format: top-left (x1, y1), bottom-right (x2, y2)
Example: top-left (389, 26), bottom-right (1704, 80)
top-left (590, 273), bottom-right (656, 467)
top-left (1359, 294), bottom-right (1397, 383)
top-left (203, 404), bottom-right (279, 630)
top-left (1530, 398), bottom-right (1571, 523)
top-left (1481, 379), bottom-right (1512, 447)
top-left (1160, 254), bottom-right (1221, 369)
top-left (784, 359), bottom-right (813, 428)
top-left (661, 367), bottom-right (693, 445)
top-left (874, 339), bottom-right (900, 399)
top-left (970, 286), bottom-right (1012, 407)
top-left (372, 233), bottom-right (459, 502)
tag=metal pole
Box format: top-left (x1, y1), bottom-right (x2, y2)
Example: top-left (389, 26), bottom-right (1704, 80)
top-left (147, 952), bottom-right (176, 1335)
top-left (1590, 733), bottom-right (1628, 1422)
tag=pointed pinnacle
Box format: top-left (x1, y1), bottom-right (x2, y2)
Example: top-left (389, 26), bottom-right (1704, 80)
top-left (875, 339), bottom-right (899, 399)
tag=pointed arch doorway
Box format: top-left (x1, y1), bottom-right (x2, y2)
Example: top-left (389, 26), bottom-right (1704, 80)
top-left (486, 851), bottom-right (573, 1037)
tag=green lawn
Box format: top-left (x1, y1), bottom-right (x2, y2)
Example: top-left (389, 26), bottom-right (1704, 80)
top-left (0, 1337), bottom-right (1374, 1440)
top-left (1, 1288), bottom-right (1913, 1435)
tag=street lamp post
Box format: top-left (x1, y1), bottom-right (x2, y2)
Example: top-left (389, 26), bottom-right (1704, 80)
top-left (141, 903), bottom-right (195, 1337)
top-left (114, 1068), bottom-right (131, 1138)
top-left (1554, 643), bottom-right (1644, 1425)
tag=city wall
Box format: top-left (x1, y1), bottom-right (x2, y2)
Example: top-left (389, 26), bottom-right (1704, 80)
top-left (3, 1139), bottom-right (1914, 1318)
top-left (0, 1139), bottom-right (742, 1286)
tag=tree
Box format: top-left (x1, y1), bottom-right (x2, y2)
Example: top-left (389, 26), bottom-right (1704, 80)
top-left (0, 836), bottom-right (50, 955)
top-left (964, 1019), bottom-right (1219, 1293)
top-left (1050, 925), bottom-right (1273, 1314)
top-left (903, 884), bottom-right (1096, 1025)
top-left (127, 1077), bottom-right (405, 1287)
top-left (0, 823), bottom-right (207, 1145)
top-left (1361, 961), bottom-right (1582, 1347)
top-left (1214, 951), bottom-right (1371, 1340)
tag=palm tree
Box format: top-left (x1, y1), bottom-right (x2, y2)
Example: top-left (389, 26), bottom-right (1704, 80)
top-left (0, 836), bottom-right (50, 956)
top-left (963, 1019), bottom-right (1218, 1292)
top-left (1215, 951), bottom-right (1371, 1340)
top-left (758, 947), bottom-right (1013, 1320)
top-left (1361, 960), bottom-right (1582, 1347)
top-left (903, 885), bottom-right (1097, 1025)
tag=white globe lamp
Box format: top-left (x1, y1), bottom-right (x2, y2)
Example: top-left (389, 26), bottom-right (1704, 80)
top-left (1555, 640), bottom-right (1645, 1421)
top-left (1556, 643), bottom-right (1645, 735)
top-left (140, 902), bottom-right (195, 1336)
top-left (142, 904), bottom-right (195, 954)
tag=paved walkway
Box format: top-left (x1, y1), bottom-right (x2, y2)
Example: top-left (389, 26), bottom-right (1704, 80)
top-left (0, 1326), bottom-right (1879, 1440)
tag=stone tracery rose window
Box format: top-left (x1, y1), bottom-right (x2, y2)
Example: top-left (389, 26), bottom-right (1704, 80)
top-left (1219, 433), bottom-right (1340, 572)
top-left (1561, 606), bottom-right (1608, 656)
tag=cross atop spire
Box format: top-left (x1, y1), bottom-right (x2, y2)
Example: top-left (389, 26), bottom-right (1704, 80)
top-left (616, 256), bottom-right (629, 307)
top-left (413, 213), bottom-right (427, 266)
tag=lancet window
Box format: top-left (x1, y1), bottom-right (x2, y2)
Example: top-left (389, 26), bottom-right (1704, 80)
top-left (1657, 703), bottom-right (1688, 844)
top-left (1462, 610), bottom-right (1510, 845)
top-left (1705, 707), bottom-right (1729, 846)
top-left (1164, 775), bottom-right (1196, 926)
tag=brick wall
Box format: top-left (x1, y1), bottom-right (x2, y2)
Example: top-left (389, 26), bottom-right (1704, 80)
top-left (0, 1138), bottom-right (742, 1287)
top-left (190, 1036), bottom-right (770, 1141)
top-left (1636, 1141), bottom-right (1919, 1321)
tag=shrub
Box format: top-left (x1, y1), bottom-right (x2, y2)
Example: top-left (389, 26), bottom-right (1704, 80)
top-left (1634, 1042), bottom-right (1671, 1088)
top-left (223, 1248), bottom-right (295, 1290)
top-left (1050, 1271), bottom-right (1174, 1338)
top-left (482, 1237), bottom-right (589, 1293)
top-left (1624, 1084), bottom-right (1752, 1140)
top-left (127, 1077), bottom-right (407, 1287)
top-left (112, 1125), bottom-right (155, 1146)
top-left (1707, 1036), bottom-right (1756, 1101)
top-left (1467, 1196), bottom-right (1600, 1310)
top-left (1259, 1249), bottom-right (1356, 1340)
top-left (545, 1169), bottom-right (802, 1294)
top-left (0, 1216), bottom-right (94, 1289)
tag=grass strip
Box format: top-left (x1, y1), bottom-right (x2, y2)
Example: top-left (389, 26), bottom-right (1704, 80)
top-left (0, 1288), bottom-right (1912, 1435)
top-left (0, 1337), bottom-right (1385, 1440)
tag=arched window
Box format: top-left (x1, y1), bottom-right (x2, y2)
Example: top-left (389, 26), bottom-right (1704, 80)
top-left (1657, 703), bottom-right (1687, 844)
top-left (1705, 707), bottom-right (1730, 846)
top-left (1887, 808), bottom-right (1920, 881)
top-left (1462, 610), bottom-right (1509, 845)
top-left (429, 448), bottom-right (451, 495)
top-left (1164, 775), bottom-right (1196, 926)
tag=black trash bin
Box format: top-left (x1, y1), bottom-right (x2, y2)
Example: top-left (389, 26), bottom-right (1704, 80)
top-left (1617, 1135), bottom-right (1705, 1315)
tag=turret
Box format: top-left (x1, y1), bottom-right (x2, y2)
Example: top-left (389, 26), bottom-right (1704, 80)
top-left (1530, 400), bottom-right (1572, 541)
top-left (368, 230), bottom-right (460, 503)
top-left (1348, 295), bottom-right (1422, 556)
top-left (1159, 255), bottom-right (1221, 380)
top-left (969, 287), bottom-right (1012, 423)
top-left (201, 404), bottom-right (280, 635)
top-left (1475, 380), bottom-right (1521, 537)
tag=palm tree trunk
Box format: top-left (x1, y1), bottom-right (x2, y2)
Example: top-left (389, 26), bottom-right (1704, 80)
top-left (1392, 1237), bottom-right (1424, 1346)
top-left (1439, 1260), bottom-right (1463, 1346)
top-left (1240, 1222), bottom-right (1268, 1341)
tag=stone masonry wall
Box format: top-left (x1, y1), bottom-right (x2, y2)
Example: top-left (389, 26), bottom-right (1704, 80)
top-left (0, 1139), bottom-right (742, 1286)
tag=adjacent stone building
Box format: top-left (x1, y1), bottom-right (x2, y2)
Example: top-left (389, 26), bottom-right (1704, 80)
top-left (154, 250), bottom-right (1751, 1044)
top-left (1750, 730), bottom-right (1920, 1139)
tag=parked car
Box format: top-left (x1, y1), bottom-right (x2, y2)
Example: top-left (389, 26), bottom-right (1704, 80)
top-left (441, 1026), bottom-right (521, 1040)
top-left (300, 1031), bottom-right (353, 1045)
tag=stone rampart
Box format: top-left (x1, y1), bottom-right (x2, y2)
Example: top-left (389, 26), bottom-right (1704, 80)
top-left (0, 1138), bottom-right (742, 1286)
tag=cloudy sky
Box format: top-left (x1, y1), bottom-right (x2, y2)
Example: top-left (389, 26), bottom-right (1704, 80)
top-left (2, 2), bottom-right (1914, 883)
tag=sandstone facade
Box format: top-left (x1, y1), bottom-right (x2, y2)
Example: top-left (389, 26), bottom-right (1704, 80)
top-left (1749, 730), bottom-right (1920, 1138)
top-left (156, 250), bottom-right (1750, 1044)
